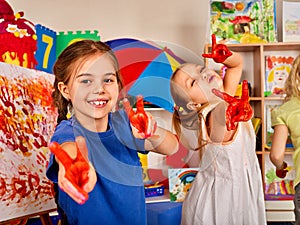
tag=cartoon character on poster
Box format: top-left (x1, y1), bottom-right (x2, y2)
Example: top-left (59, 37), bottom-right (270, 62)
top-left (267, 65), bottom-right (290, 95)
top-left (265, 55), bottom-right (295, 97)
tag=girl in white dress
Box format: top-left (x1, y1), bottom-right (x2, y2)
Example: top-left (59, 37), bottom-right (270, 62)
top-left (170, 36), bottom-right (266, 225)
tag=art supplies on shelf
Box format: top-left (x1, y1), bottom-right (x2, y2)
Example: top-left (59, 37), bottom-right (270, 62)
top-left (209, 0), bottom-right (277, 44)
top-left (144, 182), bottom-right (165, 198)
top-left (251, 117), bottom-right (262, 135)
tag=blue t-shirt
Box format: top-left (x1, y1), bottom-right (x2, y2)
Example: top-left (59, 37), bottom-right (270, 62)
top-left (46, 110), bottom-right (147, 225)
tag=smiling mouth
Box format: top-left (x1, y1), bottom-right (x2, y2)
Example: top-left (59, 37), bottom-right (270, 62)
top-left (88, 100), bottom-right (108, 107)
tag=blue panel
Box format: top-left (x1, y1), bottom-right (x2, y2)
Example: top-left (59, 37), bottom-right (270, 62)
top-left (35, 24), bottom-right (56, 73)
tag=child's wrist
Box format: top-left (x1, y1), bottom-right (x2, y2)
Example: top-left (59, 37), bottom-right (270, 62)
top-left (276, 161), bottom-right (287, 170)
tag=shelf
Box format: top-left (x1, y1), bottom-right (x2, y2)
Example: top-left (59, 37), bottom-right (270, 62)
top-left (146, 189), bottom-right (170, 204)
top-left (264, 96), bottom-right (286, 101)
top-left (255, 151), bottom-right (263, 155)
top-left (263, 42), bottom-right (300, 51)
top-left (206, 42), bottom-right (300, 52)
top-left (205, 43), bottom-right (261, 52)
top-left (250, 97), bottom-right (263, 101)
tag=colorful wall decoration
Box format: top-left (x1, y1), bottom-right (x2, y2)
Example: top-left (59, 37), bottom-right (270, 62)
top-left (35, 24), bottom-right (57, 74)
top-left (0, 0), bottom-right (37, 69)
top-left (56, 30), bottom-right (100, 58)
top-left (0, 62), bottom-right (57, 222)
top-left (210, 0), bottom-right (277, 43)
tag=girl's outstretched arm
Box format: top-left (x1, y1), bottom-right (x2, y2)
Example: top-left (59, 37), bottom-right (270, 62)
top-left (222, 51), bottom-right (243, 96)
top-left (144, 126), bottom-right (179, 155)
top-left (123, 96), bottom-right (179, 155)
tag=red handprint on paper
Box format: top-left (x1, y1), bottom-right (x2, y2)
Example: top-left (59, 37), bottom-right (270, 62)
top-left (49, 141), bottom-right (90, 201)
top-left (212, 80), bottom-right (253, 131)
top-left (202, 34), bottom-right (232, 63)
top-left (123, 96), bottom-right (157, 139)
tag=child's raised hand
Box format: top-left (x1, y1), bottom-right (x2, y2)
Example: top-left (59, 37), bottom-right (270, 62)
top-left (49, 137), bottom-right (96, 204)
top-left (202, 34), bottom-right (232, 63)
top-left (212, 80), bottom-right (253, 131)
top-left (123, 96), bottom-right (157, 139)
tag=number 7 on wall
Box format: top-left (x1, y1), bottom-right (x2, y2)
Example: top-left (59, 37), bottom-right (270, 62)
top-left (35, 24), bottom-right (57, 74)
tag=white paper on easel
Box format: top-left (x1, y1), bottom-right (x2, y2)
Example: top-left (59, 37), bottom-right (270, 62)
top-left (0, 62), bottom-right (57, 222)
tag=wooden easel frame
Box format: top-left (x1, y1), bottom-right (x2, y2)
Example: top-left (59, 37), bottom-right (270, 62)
top-left (0, 208), bottom-right (57, 225)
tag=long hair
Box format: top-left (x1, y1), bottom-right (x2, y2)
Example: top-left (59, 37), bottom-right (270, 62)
top-left (284, 54), bottom-right (300, 101)
top-left (170, 67), bottom-right (209, 160)
top-left (52, 40), bottom-right (124, 124)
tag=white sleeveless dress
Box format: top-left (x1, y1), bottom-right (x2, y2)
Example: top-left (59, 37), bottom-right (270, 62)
top-left (180, 107), bottom-right (266, 225)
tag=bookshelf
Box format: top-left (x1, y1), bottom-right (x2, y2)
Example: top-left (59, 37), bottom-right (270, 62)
top-left (204, 42), bottom-right (300, 222)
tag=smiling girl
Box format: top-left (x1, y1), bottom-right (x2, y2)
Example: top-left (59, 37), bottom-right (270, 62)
top-left (46, 40), bottom-right (178, 225)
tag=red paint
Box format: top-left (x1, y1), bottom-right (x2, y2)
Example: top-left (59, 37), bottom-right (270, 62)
top-left (212, 80), bottom-right (253, 131)
top-left (202, 34), bottom-right (232, 63)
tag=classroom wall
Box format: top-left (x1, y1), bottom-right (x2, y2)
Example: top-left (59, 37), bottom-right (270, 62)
top-left (7, 0), bottom-right (296, 63)
top-left (8, 0), bottom-right (210, 63)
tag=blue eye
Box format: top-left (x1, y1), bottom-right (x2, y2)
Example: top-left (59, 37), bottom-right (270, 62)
top-left (81, 79), bottom-right (91, 84)
top-left (104, 78), bottom-right (113, 83)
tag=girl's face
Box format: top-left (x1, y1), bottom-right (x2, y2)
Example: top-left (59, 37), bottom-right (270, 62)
top-left (274, 67), bottom-right (289, 86)
top-left (59, 53), bottom-right (119, 128)
top-left (173, 63), bottom-right (223, 105)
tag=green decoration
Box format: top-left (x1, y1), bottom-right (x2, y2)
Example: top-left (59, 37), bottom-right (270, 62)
top-left (56, 30), bottom-right (100, 58)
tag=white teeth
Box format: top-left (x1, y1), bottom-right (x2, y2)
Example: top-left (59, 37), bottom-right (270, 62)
top-left (90, 100), bottom-right (106, 106)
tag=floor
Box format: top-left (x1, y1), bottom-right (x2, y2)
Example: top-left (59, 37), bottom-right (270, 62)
top-left (25, 217), bottom-right (294, 225)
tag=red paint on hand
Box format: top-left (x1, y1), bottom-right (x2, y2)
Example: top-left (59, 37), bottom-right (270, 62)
top-left (49, 142), bottom-right (89, 201)
top-left (123, 96), bottom-right (151, 138)
top-left (202, 34), bottom-right (232, 63)
top-left (212, 80), bottom-right (253, 131)
top-left (276, 161), bottom-right (288, 179)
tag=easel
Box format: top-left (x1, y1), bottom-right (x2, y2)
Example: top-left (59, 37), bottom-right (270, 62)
top-left (0, 209), bottom-right (57, 225)
top-left (39, 212), bottom-right (55, 225)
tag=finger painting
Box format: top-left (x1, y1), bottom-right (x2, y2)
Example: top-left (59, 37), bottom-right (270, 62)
top-left (0, 62), bottom-right (57, 222)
